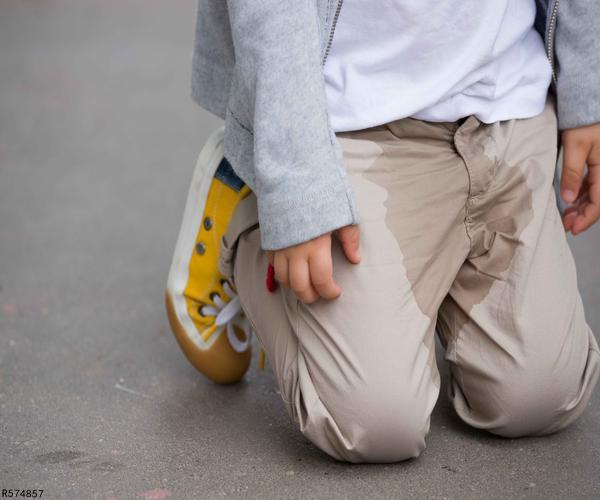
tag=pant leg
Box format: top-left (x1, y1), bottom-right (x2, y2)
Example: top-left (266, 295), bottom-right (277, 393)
top-left (437, 93), bottom-right (600, 438)
top-left (229, 119), bottom-right (473, 463)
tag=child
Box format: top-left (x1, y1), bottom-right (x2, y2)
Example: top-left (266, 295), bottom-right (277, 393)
top-left (166, 0), bottom-right (600, 462)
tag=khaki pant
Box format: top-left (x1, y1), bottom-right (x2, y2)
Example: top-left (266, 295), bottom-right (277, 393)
top-left (219, 93), bottom-right (600, 463)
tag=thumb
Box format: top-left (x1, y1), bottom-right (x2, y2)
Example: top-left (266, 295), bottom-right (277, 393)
top-left (335, 225), bottom-right (361, 264)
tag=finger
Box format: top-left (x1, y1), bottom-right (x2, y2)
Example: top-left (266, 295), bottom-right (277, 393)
top-left (289, 257), bottom-right (319, 304)
top-left (562, 209), bottom-right (577, 232)
top-left (571, 201), bottom-right (597, 235)
top-left (266, 250), bottom-right (274, 266)
top-left (571, 166), bottom-right (600, 235)
top-left (561, 137), bottom-right (590, 203)
top-left (308, 249), bottom-right (341, 300)
top-left (563, 187), bottom-right (590, 233)
top-left (273, 252), bottom-right (289, 288)
top-left (336, 225), bottom-right (361, 264)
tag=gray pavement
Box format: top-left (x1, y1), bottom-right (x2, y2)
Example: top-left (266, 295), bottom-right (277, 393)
top-left (1, 1), bottom-right (599, 499)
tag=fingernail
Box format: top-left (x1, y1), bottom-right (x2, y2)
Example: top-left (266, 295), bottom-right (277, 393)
top-left (562, 190), bottom-right (576, 203)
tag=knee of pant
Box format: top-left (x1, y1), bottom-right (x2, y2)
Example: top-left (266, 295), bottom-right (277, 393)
top-left (304, 384), bottom-right (432, 463)
top-left (474, 361), bottom-right (588, 438)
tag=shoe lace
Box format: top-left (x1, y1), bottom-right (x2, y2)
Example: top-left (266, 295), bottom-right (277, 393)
top-left (199, 279), bottom-right (253, 353)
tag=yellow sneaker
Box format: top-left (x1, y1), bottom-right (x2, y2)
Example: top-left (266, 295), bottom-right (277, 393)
top-left (165, 126), bottom-right (253, 384)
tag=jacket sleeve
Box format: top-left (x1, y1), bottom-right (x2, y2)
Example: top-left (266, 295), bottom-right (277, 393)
top-left (554, 0), bottom-right (600, 130)
top-left (191, 1), bottom-right (235, 121)
top-left (225, 1), bottom-right (360, 251)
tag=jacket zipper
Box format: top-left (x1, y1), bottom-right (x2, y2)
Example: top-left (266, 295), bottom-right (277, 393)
top-left (321, 0), bottom-right (344, 66)
top-left (546, 0), bottom-right (559, 84)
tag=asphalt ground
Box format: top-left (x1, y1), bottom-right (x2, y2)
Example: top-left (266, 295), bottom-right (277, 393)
top-left (1, 1), bottom-right (599, 498)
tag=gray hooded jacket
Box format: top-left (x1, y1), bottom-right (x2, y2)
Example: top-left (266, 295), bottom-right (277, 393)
top-left (191, 0), bottom-right (600, 250)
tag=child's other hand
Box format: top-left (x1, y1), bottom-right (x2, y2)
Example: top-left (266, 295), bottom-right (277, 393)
top-left (560, 123), bottom-right (600, 235)
top-left (265, 225), bottom-right (361, 304)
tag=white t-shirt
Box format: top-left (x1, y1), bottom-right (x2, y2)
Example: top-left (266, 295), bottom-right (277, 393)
top-left (323, 0), bottom-right (553, 132)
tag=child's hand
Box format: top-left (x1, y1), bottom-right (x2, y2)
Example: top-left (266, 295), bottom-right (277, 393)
top-left (265, 225), bottom-right (361, 304)
top-left (560, 123), bottom-right (600, 235)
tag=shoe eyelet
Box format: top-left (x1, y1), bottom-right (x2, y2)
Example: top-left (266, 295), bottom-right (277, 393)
top-left (197, 305), bottom-right (206, 317)
top-left (209, 291), bottom-right (220, 302)
top-left (195, 242), bottom-right (206, 255)
top-left (203, 217), bottom-right (213, 230)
